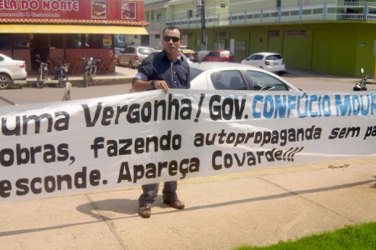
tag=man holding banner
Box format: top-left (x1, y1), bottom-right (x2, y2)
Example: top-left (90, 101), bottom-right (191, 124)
top-left (132, 26), bottom-right (191, 218)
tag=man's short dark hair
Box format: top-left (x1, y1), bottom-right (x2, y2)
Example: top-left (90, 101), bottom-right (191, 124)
top-left (163, 26), bottom-right (182, 38)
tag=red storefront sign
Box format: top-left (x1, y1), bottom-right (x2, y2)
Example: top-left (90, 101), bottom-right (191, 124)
top-left (0, 0), bottom-right (146, 76)
top-left (0, 0), bottom-right (144, 22)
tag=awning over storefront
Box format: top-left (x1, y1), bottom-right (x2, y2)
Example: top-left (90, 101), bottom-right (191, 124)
top-left (0, 24), bottom-right (148, 35)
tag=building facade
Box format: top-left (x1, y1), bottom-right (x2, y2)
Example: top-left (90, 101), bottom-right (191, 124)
top-left (145, 0), bottom-right (376, 77)
top-left (0, 0), bottom-right (147, 75)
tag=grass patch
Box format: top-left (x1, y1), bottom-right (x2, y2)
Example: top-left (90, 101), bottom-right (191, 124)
top-left (236, 222), bottom-right (376, 250)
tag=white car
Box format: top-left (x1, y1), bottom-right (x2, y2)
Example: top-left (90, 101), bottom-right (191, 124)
top-left (190, 62), bottom-right (299, 91)
top-left (117, 46), bottom-right (155, 68)
top-left (0, 53), bottom-right (27, 89)
top-left (241, 52), bottom-right (286, 75)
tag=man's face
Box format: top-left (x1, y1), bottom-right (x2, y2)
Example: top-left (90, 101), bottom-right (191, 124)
top-left (162, 28), bottom-right (181, 56)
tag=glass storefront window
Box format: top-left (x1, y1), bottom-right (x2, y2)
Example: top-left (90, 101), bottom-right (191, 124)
top-left (66, 34), bottom-right (83, 48)
top-left (89, 34), bottom-right (103, 48)
top-left (50, 34), bottom-right (64, 48)
top-left (0, 35), bottom-right (11, 49)
top-left (13, 35), bottom-right (29, 49)
top-left (65, 34), bottom-right (112, 48)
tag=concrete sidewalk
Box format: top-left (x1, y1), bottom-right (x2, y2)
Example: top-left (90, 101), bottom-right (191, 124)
top-left (0, 156), bottom-right (375, 249)
top-left (21, 66), bottom-right (136, 88)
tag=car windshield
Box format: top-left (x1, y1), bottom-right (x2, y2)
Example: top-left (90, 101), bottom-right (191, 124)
top-left (266, 54), bottom-right (282, 60)
top-left (190, 67), bottom-right (204, 81)
top-left (207, 51), bottom-right (218, 57)
top-left (246, 70), bottom-right (288, 91)
top-left (210, 70), bottom-right (247, 90)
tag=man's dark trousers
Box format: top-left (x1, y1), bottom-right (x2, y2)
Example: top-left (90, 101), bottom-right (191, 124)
top-left (139, 181), bottom-right (177, 205)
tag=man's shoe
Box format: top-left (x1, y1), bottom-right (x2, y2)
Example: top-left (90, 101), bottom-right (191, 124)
top-left (164, 199), bottom-right (185, 210)
top-left (138, 205), bottom-right (151, 218)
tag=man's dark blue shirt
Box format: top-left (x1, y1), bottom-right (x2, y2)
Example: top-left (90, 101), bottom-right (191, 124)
top-left (138, 50), bottom-right (190, 89)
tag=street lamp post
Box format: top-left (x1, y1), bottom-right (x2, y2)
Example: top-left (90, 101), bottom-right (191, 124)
top-left (200, 0), bottom-right (206, 51)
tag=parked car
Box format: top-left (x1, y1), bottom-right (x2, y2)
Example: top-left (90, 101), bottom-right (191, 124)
top-left (197, 50), bottom-right (211, 61)
top-left (179, 48), bottom-right (198, 62)
top-left (241, 52), bottom-right (286, 75)
top-left (202, 50), bottom-right (235, 62)
top-left (114, 47), bottom-right (124, 59)
top-left (0, 53), bottom-right (27, 89)
top-left (117, 46), bottom-right (155, 68)
top-left (189, 62), bottom-right (299, 91)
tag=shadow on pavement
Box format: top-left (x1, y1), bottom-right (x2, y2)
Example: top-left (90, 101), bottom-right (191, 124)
top-left (76, 198), bottom-right (138, 220)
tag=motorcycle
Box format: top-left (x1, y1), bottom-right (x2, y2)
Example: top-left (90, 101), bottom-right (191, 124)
top-left (35, 56), bottom-right (49, 88)
top-left (82, 57), bottom-right (101, 87)
top-left (53, 62), bottom-right (69, 88)
top-left (353, 68), bottom-right (367, 91)
top-left (35, 55), bottom-right (69, 88)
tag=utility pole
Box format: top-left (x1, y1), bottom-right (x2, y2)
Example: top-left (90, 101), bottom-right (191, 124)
top-left (200, 0), bottom-right (206, 51)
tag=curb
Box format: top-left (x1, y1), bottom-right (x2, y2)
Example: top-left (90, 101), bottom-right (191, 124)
top-left (12, 65), bottom-right (137, 88)
top-left (13, 75), bottom-right (134, 88)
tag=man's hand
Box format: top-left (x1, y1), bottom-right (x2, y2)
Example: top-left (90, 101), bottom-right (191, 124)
top-left (154, 80), bottom-right (169, 93)
top-left (132, 79), bottom-right (169, 93)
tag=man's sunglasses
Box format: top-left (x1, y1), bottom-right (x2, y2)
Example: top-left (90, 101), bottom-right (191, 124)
top-left (163, 36), bottom-right (180, 42)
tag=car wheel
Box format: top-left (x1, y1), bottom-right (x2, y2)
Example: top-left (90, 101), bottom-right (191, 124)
top-left (129, 60), bottom-right (134, 69)
top-left (57, 78), bottom-right (66, 88)
top-left (0, 73), bottom-right (12, 89)
top-left (35, 80), bottom-right (45, 88)
top-left (83, 72), bottom-right (90, 87)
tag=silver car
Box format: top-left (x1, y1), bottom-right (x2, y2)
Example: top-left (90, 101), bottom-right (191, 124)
top-left (241, 52), bottom-right (286, 75)
top-left (190, 62), bottom-right (299, 91)
top-left (0, 53), bottom-right (27, 89)
top-left (117, 46), bottom-right (155, 68)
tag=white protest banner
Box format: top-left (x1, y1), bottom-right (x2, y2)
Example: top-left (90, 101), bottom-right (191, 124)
top-left (1, 90), bottom-right (375, 201)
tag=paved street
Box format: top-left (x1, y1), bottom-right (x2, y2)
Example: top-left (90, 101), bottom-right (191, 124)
top-left (1, 66), bottom-right (375, 107)
top-left (283, 69), bottom-right (376, 91)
